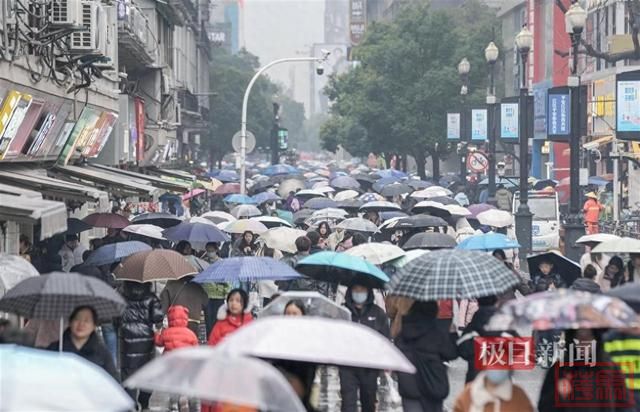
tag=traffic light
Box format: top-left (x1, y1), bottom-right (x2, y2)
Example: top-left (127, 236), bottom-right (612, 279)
top-left (277, 128), bottom-right (288, 150)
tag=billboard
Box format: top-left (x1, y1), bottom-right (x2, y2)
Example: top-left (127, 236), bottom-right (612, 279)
top-left (134, 97), bottom-right (145, 162)
top-left (447, 113), bottom-right (461, 141)
top-left (500, 102), bottom-right (519, 140)
top-left (547, 86), bottom-right (571, 140)
top-left (349, 0), bottom-right (366, 46)
top-left (470, 108), bottom-right (488, 141)
top-left (616, 70), bottom-right (640, 140)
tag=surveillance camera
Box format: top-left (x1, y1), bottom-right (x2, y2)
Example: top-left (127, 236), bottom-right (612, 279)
top-left (321, 49), bottom-right (331, 60)
top-left (316, 64), bottom-right (324, 76)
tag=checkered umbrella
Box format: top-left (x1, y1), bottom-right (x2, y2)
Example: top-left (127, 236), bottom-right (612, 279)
top-left (0, 272), bottom-right (126, 321)
top-left (193, 257), bottom-right (302, 283)
top-left (387, 250), bottom-right (520, 301)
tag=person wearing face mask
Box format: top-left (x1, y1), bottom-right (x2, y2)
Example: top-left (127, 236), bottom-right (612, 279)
top-left (453, 369), bottom-right (533, 412)
top-left (201, 242), bottom-right (231, 335)
top-left (339, 283), bottom-right (390, 412)
top-left (58, 234), bottom-right (88, 272)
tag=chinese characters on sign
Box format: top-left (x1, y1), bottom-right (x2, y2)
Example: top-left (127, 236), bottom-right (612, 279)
top-left (349, 0), bottom-right (366, 46)
top-left (500, 102), bottom-right (518, 139)
top-left (474, 337), bottom-right (535, 370)
top-left (548, 93), bottom-right (570, 135)
top-left (447, 113), bottom-right (460, 140)
top-left (617, 80), bottom-right (640, 132)
top-left (554, 363), bottom-right (633, 409)
top-left (471, 109), bottom-right (487, 141)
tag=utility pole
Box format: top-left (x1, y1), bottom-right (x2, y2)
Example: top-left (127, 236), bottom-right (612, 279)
top-left (271, 102), bottom-right (280, 165)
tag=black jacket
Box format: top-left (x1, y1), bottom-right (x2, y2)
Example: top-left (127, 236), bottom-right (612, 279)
top-left (532, 272), bottom-right (566, 292)
top-left (117, 281), bottom-right (163, 374)
top-left (570, 277), bottom-right (601, 293)
top-left (344, 286), bottom-right (390, 338)
top-left (48, 330), bottom-right (118, 381)
top-left (278, 253), bottom-right (332, 297)
top-left (457, 305), bottom-right (500, 383)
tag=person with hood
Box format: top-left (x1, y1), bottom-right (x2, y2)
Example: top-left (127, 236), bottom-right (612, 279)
top-left (339, 283), bottom-right (390, 412)
top-left (48, 306), bottom-right (118, 381)
top-left (453, 369), bottom-right (534, 412)
top-left (207, 288), bottom-right (253, 346)
top-left (570, 264), bottom-right (601, 293)
top-left (231, 231), bottom-right (257, 257)
top-left (394, 300), bottom-right (458, 412)
top-left (59, 234), bottom-right (88, 272)
top-left (532, 259), bottom-right (566, 292)
top-left (583, 192), bottom-right (604, 234)
top-left (494, 185), bottom-right (512, 212)
top-left (118, 281), bottom-right (164, 409)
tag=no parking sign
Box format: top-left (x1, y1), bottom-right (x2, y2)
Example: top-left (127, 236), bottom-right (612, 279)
top-left (466, 151), bottom-right (489, 173)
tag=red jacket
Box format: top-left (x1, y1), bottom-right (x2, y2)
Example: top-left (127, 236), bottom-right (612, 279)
top-left (207, 312), bottom-right (253, 346)
top-left (437, 299), bottom-right (453, 319)
top-left (155, 305), bottom-right (198, 352)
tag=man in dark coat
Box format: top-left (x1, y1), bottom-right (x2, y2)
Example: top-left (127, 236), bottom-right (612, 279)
top-left (339, 283), bottom-right (390, 412)
top-left (570, 264), bottom-right (601, 293)
top-left (278, 236), bottom-right (331, 296)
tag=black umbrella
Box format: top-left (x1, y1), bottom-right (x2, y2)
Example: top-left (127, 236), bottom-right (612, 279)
top-left (533, 179), bottom-right (558, 191)
top-left (605, 284), bottom-right (640, 313)
top-left (352, 174), bottom-right (375, 190)
top-left (407, 180), bottom-right (433, 190)
top-left (427, 196), bottom-right (458, 205)
top-left (379, 182), bottom-right (412, 198)
top-left (402, 232), bottom-right (457, 251)
top-left (393, 214), bottom-right (449, 230)
top-left (293, 209), bottom-right (314, 225)
top-left (131, 212), bottom-right (182, 228)
top-left (336, 199), bottom-right (365, 214)
top-left (303, 198), bottom-right (337, 210)
top-left (65, 218), bottom-right (93, 235)
top-left (527, 250), bottom-right (581, 287)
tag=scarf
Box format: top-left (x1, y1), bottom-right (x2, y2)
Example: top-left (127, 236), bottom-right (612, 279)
top-left (469, 372), bottom-right (513, 412)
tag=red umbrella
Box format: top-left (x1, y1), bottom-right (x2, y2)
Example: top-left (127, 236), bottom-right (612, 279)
top-left (182, 189), bottom-right (206, 201)
top-left (83, 213), bottom-right (130, 229)
top-left (214, 183), bottom-right (241, 195)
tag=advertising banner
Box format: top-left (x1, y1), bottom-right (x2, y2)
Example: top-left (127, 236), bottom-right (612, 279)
top-left (617, 70), bottom-right (640, 140)
top-left (547, 86), bottom-right (571, 141)
top-left (471, 109), bottom-right (488, 141)
top-left (0, 93), bottom-right (32, 158)
top-left (134, 97), bottom-right (145, 162)
top-left (57, 107), bottom-right (100, 165)
top-left (500, 102), bottom-right (519, 140)
top-left (447, 113), bottom-right (461, 140)
top-left (4, 99), bottom-right (45, 159)
top-left (349, 0), bottom-right (366, 46)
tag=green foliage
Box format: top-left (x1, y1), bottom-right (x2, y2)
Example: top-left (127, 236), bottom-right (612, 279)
top-left (277, 96), bottom-right (305, 147)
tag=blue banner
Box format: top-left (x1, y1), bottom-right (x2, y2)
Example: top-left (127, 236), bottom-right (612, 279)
top-left (547, 93), bottom-right (570, 136)
top-left (617, 80), bottom-right (640, 132)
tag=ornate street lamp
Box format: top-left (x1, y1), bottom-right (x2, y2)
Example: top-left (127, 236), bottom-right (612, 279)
top-left (458, 57), bottom-right (471, 182)
top-left (485, 41), bottom-right (499, 200)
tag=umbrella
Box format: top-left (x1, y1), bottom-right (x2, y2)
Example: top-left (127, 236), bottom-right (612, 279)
top-left (315, 186), bottom-right (336, 194)
top-left (457, 232), bottom-right (520, 251)
top-left (410, 200), bottom-right (449, 216)
top-left (131, 212), bottom-right (182, 229)
top-left (605, 283), bottom-right (640, 313)
top-left (295, 189), bottom-right (326, 199)
top-left (2, 345), bottom-right (134, 412)
top-left (295, 251), bottom-right (389, 288)
top-left (311, 207), bottom-right (349, 220)
top-left (402, 232), bottom-right (457, 250)
top-left (65, 218), bottom-right (93, 234)
top-left (114, 250), bottom-right (198, 282)
top-left (84, 241), bottom-right (152, 267)
top-left (216, 170), bottom-right (239, 182)
top-left (0, 272), bottom-right (126, 321)
top-left (380, 211), bottom-right (409, 221)
top-left (214, 183), bottom-right (241, 195)
top-left (359, 201), bottom-right (402, 212)
top-left (224, 219), bottom-right (268, 234)
top-left (335, 199), bottom-right (365, 213)
top-left (406, 180), bottom-right (432, 190)
top-left (372, 177), bottom-right (400, 193)
top-left (230, 204), bottom-right (262, 219)
top-left (385, 214), bottom-right (448, 231)
top-left (527, 250), bottom-right (581, 286)
top-left (187, 216), bottom-right (216, 226)
top-left (263, 164), bottom-right (299, 177)
top-left (253, 216), bottom-right (293, 229)
top-left (163, 222), bottom-right (230, 244)
top-left (388, 249), bottom-right (520, 301)
top-left (182, 189), bottom-right (206, 201)
top-left (445, 205), bottom-right (471, 217)
top-left (0, 254), bottom-right (39, 297)
top-left (193, 257), bottom-right (302, 283)
top-left (293, 209), bottom-right (314, 225)
top-left (275, 209), bottom-right (293, 224)
top-left (575, 233), bottom-right (620, 245)
top-left (377, 169), bottom-right (407, 179)
top-left (201, 211), bottom-right (237, 223)
top-left (122, 224), bottom-right (166, 240)
top-left (330, 176), bottom-right (360, 190)
top-left (224, 194), bottom-right (256, 204)
top-left (185, 255), bottom-right (210, 272)
top-left (333, 190), bottom-right (359, 201)
top-left (379, 182), bottom-right (412, 197)
top-left (124, 347), bottom-right (305, 412)
top-left (387, 249), bottom-right (428, 269)
top-left (427, 196), bottom-right (458, 205)
top-left (259, 291), bottom-right (351, 320)
top-left (345, 243), bottom-right (405, 265)
top-left (467, 203), bottom-right (495, 219)
top-left (252, 191), bottom-right (281, 205)
top-left (488, 289), bottom-right (640, 331)
top-left (410, 186), bottom-right (453, 199)
top-left (217, 317), bottom-right (415, 373)
top-left (83, 213), bottom-right (130, 229)
top-left (277, 178), bottom-right (306, 197)
top-left (359, 192), bottom-right (385, 202)
top-left (336, 217), bottom-right (379, 233)
top-left (592, 237), bottom-right (640, 254)
top-left (260, 227), bottom-right (307, 253)
top-left (476, 209), bottom-right (513, 228)
top-left (303, 197), bottom-right (337, 210)
top-left (532, 179), bottom-right (558, 190)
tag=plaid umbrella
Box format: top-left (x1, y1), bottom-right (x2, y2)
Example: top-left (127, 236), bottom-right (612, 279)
top-left (0, 254), bottom-right (40, 297)
top-left (131, 212), bottom-right (181, 229)
top-left (0, 272), bottom-right (126, 321)
top-left (163, 222), bottom-right (230, 244)
top-left (114, 250), bottom-right (198, 282)
top-left (84, 241), bottom-right (152, 266)
top-left (387, 250), bottom-right (520, 300)
top-left (193, 257), bottom-right (302, 283)
top-left (83, 213), bottom-right (130, 229)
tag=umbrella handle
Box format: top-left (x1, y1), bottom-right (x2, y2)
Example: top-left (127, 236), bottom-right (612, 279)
top-left (59, 316), bottom-right (63, 353)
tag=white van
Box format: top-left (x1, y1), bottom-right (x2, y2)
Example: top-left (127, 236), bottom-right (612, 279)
top-left (513, 191), bottom-right (560, 252)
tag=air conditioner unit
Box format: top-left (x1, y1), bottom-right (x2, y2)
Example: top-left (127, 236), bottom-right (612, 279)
top-left (49, 0), bottom-right (82, 28)
top-left (69, 1), bottom-right (102, 54)
top-left (94, 6), bottom-right (116, 70)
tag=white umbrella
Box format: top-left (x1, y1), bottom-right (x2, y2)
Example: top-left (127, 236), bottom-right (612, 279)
top-left (277, 179), bottom-right (306, 197)
top-left (576, 233), bottom-right (620, 245)
top-left (230, 204), bottom-right (262, 219)
top-left (345, 242), bottom-right (406, 264)
top-left (316, 186), bottom-right (336, 194)
top-left (311, 181), bottom-right (330, 189)
top-left (295, 189), bottom-right (326, 199)
top-left (359, 201), bottom-right (402, 212)
top-left (224, 219), bottom-right (269, 235)
top-left (444, 204), bottom-right (471, 217)
top-left (2, 345), bottom-right (133, 411)
top-left (0, 254), bottom-right (39, 297)
top-left (337, 217), bottom-right (380, 233)
top-left (125, 347), bottom-right (305, 412)
top-left (410, 186), bottom-right (453, 199)
top-left (259, 291), bottom-right (351, 320)
top-left (217, 317), bottom-right (415, 373)
top-left (253, 215), bottom-right (293, 228)
top-left (311, 207), bottom-right (349, 220)
top-left (389, 249), bottom-right (429, 268)
top-left (201, 211), bottom-right (237, 223)
top-left (592, 237), bottom-right (640, 254)
top-left (334, 190), bottom-right (360, 201)
top-left (122, 224), bottom-right (166, 240)
top-left (476, 209), bottom-right (513, 228)
top-left (260, 227), bottom-right (308, 253)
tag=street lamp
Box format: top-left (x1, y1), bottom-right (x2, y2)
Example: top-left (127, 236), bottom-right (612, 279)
top-left (485, 41), bottom-right (499, 201)
top-left (514, 25), bottom-right (533, 268)
top-left (564, 1), bottom-right (588, 261)
top-left (458, 57), bottom-right (470, 182)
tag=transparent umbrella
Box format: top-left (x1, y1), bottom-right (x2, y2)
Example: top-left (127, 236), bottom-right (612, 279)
top-left (259, 291), bottom-right (351, 320)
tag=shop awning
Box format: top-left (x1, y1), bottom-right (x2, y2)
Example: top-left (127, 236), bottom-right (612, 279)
top-left (146, 167), bottom-right (196, 181)
top-left (0, 194), bottom-right (68, 240)
top-left (52, 165), bottom-right (164, 201)
top-left (87, 164), bottom-right (191, 193)
top-left (0, 183), bottom-right (43, 199)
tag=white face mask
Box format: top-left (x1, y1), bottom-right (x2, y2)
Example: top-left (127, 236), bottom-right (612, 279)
top-left (485, 369), bottom-right (511, 384)
top-left (351, 291), bottom-right (368, 304)
top-left (207, 252), bottom-right (217, 259)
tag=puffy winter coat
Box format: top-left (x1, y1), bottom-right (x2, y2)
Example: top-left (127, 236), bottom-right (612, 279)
top-left (207, 312), bottom-right (253, 346)
top-left (155, 305), bottom-right (198, 352)
top-left (118, 281), bottom-right (164, 373)
top-left (344, 286), bottom-right (390, 338)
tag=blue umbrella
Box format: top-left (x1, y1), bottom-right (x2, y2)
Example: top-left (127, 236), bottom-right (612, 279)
top-left (253, 192), bottom-right (282, 205)
top-left (295, 251), bottom-right (390, 288)
top-left (205, 169), bottom-right (221, 178)
top-left (263, 164), bottom-right (299, 176)
top-left (456, 232), bottom-right (520, 251)
top-left (224, 194), bottom-right (256, 204)
top-left (372, 177), bottom-right (401, 193)
top-left (193, 257), bottom-right (302, 282)
top-left (588, 176), bottom-right (609, 187)
top-left (377, 169), bottom-right (407, 179)
top-left (84, 241), bottom-right (152, 266)
top-left (163, 222), bottom-right (230, 243)
top-left (303, 197), bottom-right (337, 210)
top-left (217, 170), bottom-right (239, 183)
top-left (330, 171), bottom-right (348, 179)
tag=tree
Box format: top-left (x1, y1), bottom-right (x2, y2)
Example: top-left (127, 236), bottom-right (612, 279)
top-left (321, 0), bottom-right (500, 178)
top-left (277, 96), bottom-right (305, 148)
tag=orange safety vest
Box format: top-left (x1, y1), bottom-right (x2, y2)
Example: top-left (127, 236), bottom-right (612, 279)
top-left (583, 199), bottom-right (602, 223)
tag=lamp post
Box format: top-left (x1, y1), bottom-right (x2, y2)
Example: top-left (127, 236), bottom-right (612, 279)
top-left (514, 25), bottom-right (533, 268)
top-left (564, 1), bottom-right (588, 261)
top-left (485, 41), bottom-right (499, 201)
top-left (458, 57), bottom-right (470, 183)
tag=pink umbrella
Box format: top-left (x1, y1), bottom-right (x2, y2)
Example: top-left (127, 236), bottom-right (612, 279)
top-left (182, 189), bottom-right (206, 201)
top-left (83, 213), bottom-right (130, 229)
top-left (214, 183), bottom-right (241, 195)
